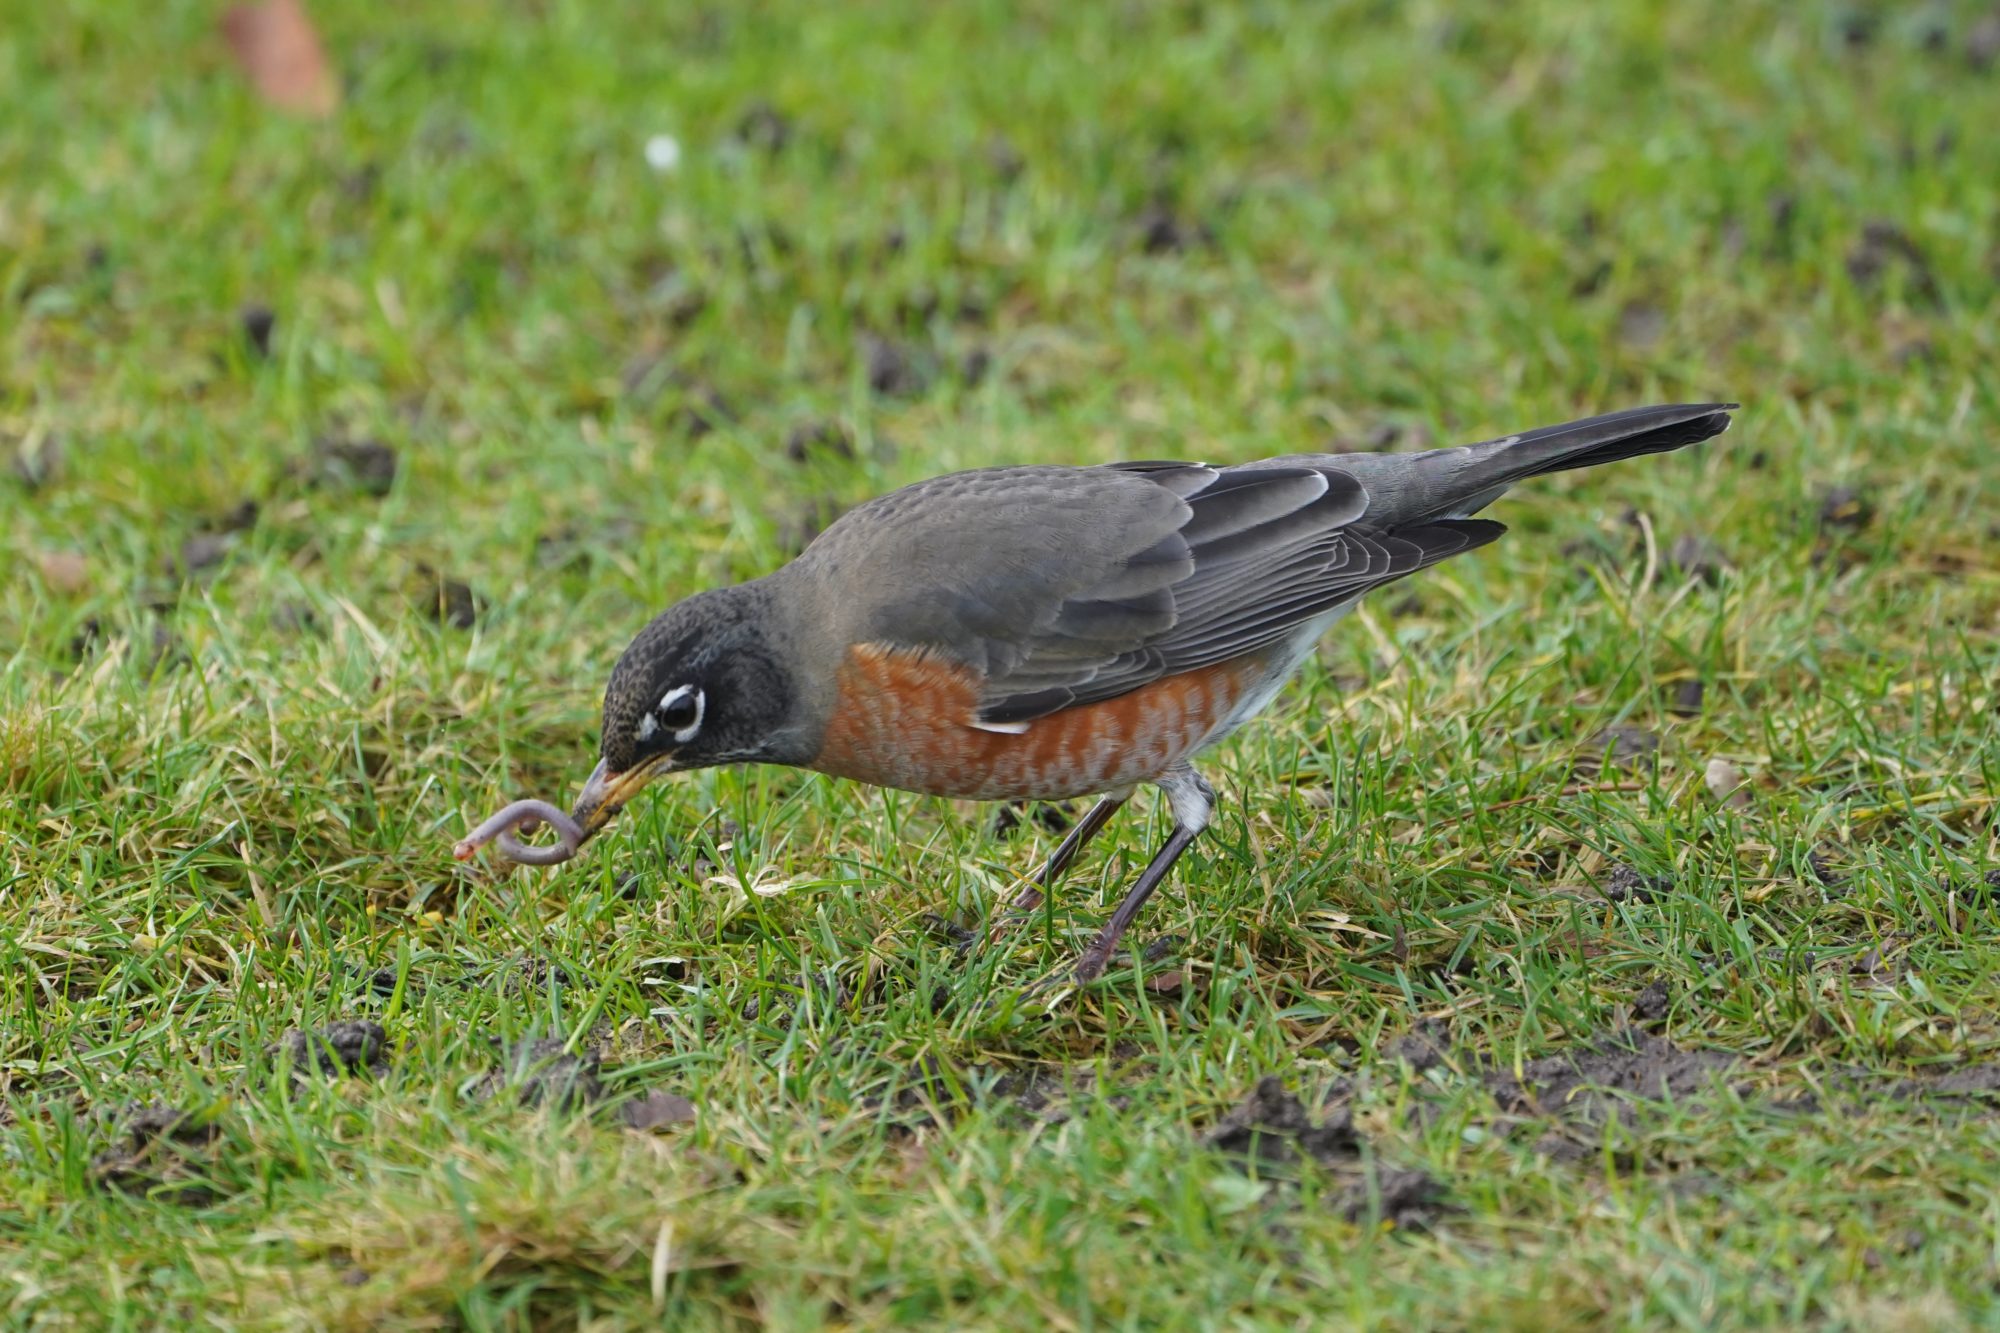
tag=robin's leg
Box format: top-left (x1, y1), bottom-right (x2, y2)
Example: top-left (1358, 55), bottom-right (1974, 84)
top-left (1072, 767), bottom-right (1213, 984)
top-left (1007, 790), bottom-right (1131, 914)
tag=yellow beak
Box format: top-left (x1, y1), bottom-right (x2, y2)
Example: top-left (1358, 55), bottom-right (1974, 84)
top-left (569, 754), bottom-right (673, 840)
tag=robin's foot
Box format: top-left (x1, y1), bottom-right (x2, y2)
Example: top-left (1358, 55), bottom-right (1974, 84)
top-left (1065, 783), bottom-right (1208, 984)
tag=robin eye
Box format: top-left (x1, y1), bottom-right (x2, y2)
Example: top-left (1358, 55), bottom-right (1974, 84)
top-left (657, 684), bottom-right (705, 742)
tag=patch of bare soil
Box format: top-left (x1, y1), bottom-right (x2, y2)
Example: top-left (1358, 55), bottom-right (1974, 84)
top-left (1779, 1059), bottom-right (2000, 1116)
top-left (1205, 1077), bottom-right (1448, 1228)
top-left (1402, 1015), bottom-right (2000, 1175)
top-left (987, 1062), bottom-right (1130, 1125)
top-left (1485, 1029), bottom-right (1740, 1164)
top-left (1205, 1076), bottom-right (1358, 1166)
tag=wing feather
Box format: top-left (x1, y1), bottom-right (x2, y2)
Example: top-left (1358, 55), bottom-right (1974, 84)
top-left (972, 463), bottom-right (1500, 723)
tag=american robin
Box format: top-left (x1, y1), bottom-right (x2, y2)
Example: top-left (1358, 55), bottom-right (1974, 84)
top-left (463, 402), bottom-right (1734, 982)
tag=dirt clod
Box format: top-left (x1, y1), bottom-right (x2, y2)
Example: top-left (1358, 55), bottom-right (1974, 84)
top-left (125, 1105), bottom-right (221, 1148)
top-left (1630, 979), bottom-right (1672, 1025)
top-left (240, 303), bottom-right (276, 358)
top-left (71, 619), bottom-right (185, 673)
top-left (91, 1104), bottom-right (225, 1205)
top-left (1134, 199), bottom-right (1215, 255)
top-left (864, 335), bottom-right (931, 397)
top-left (422, 572), bottom-right (484, 629)
top-left (1582, 725), bottom-right (1659, 775)
top-left (1923, 1063), bottom-right (2000, 1098)
top-left (1667, 532), bottom-right (1732, 584)
top-left (1669, 679), bottom-right (1705, 718)
top-left (170, 532), bottom-right (235, 579)
top-left (507, 954), bottom-right (574, 996)
top-left (474, 1038), bottom-right (605, 1111)
top-left (785, 419), bottom-right (855, 464)
top-left (1845, 222), bottom-right (1941, 304)
top-left (209, 497), bottom-right (261, 533)
top-left (1808, 846), bottom-right (1847, 888)
top-left (986, 1064), bottom-right (1112, 1125)
top-left (1205, 1077), bottom-right (1358, 1168)
top-left (1601, 864), bottom-right (1673, 904)
top-left (309, 436), bottom-right (398, 496)
top-left (732, 100), bottom-right (792, 154)
top-left (277, 1019), bottom-right (390, 1077)
top-left (1343, 1166), bottom-right (1449, 1229)
top-left (1817, 484), bottom-right (1875, 534)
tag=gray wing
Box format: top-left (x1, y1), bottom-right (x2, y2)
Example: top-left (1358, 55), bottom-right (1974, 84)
top-left (798, 459), bottom-right (1498, 726)
top-left (973, 462), bottom-right (1500, 723)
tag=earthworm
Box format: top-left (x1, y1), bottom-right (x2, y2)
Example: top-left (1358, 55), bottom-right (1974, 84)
top-left (453, 799), bottom-right (587, 866)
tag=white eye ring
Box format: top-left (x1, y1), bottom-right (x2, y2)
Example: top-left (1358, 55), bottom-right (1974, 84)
top-left (658, 684), bottom-right (705, 743)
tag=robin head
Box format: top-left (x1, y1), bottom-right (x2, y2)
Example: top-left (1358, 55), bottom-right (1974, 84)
top-left (569, 583), bottom-right (804, 839)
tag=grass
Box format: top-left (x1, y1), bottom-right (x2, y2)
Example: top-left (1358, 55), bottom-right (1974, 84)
top-left (4, 0), bottom-right (1999, 1326)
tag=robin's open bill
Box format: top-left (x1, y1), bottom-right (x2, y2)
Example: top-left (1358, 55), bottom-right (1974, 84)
top-left (459, 402), bottom-right (1735, 982)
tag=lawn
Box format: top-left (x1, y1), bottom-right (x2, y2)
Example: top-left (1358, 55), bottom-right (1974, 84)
top-left (4, 0), bottom-right (1999, 1326)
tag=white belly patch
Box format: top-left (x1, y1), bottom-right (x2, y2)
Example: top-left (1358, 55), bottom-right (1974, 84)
top-left (1198, 599), bottom-right (1361, 747)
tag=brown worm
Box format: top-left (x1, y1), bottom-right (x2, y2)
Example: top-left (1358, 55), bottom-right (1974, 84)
top-left (453, 799), bottom-right (586, 866)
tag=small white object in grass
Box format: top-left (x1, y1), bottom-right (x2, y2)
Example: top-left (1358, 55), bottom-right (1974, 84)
top-left (1704, 757), bottom-right (1752, 809)
top-left (644, 134), bottom-right (682, 173)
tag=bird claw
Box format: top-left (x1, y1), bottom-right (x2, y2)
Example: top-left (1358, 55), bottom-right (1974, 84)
top-left (454, 799), bottom-right (587, 866)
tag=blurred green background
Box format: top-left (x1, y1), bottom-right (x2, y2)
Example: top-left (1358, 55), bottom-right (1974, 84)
top-left (4, 1), bottom-right (1998, 1327)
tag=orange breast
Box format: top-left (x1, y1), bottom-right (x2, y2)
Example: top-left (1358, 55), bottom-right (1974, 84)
top-left (809, 643), bottom-right (1260, 801)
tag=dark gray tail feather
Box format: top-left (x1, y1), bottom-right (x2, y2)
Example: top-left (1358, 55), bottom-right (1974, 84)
top-left (1323, 401), bottom-right (1737, 526)
top-left (1493, 402), bottom-right (1736, 480)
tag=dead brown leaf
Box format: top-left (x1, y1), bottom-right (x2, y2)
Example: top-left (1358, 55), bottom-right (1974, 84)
top-left (221, 0), bottom-right (340, 118)
top-left (620, 1090), bottom-right (697, 1132)
top-left (35, 550), bottom-right (90, 594)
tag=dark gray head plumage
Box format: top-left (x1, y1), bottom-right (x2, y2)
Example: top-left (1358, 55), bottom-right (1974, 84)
top-left (598, 583), bottom-right (801, 776)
